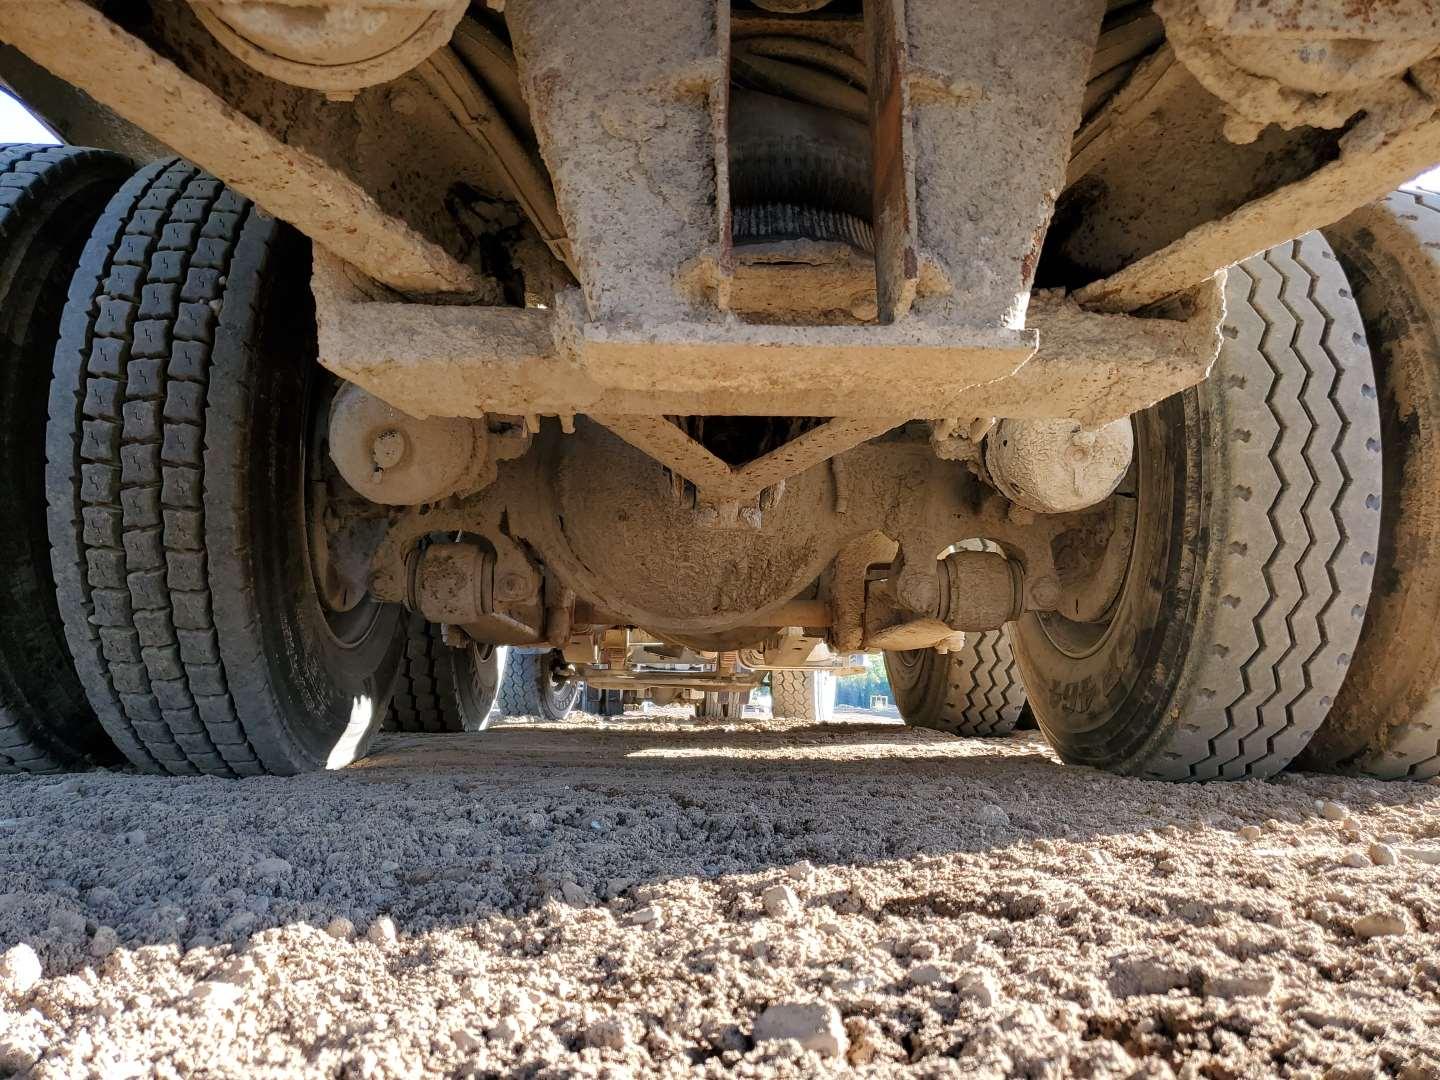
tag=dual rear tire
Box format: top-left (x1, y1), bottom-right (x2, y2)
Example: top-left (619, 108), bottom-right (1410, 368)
top-left (46, 158), bottom-right (405, 775)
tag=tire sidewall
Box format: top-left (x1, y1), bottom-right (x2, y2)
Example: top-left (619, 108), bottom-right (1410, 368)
top-left (209, 217), bottom-right (403, 770)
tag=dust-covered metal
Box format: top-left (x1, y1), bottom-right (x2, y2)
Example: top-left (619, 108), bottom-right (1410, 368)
top-left (983, 417), bottom-right (1134, 515)
top-left (188, 0), bottom-right (469, 93)
top-left (0, 0), bottom-right (480, 296)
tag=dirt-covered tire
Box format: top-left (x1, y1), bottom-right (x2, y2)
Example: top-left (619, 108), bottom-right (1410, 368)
top-left (699, 690), bottom-right (749, 720)
top-left (884, 630), bottom-right (1027, 736)
top-left (1297, 190), bottom-right (1440, 779)
top-left (0, 144), bottom-right (133, 773)
top-left (770, 670), bottom-right (835, 723)
top-left (1011, 233), bottom-right (1382, 780)
top-left (47, 158), bottom-right (405, 776)
top-left (385, 615), bottom-right (499, 733)
top-left (496, 648), bottom-right (579, 721)
top-left (585, 685), bottom-right (624, 717)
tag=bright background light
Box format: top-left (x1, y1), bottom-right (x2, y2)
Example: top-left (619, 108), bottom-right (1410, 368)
top-left (0, 92), bottom-right (58, 144)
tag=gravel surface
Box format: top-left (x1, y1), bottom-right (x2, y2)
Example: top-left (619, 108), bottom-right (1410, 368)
top-left (1, 712), bottom-right (1438, 1078)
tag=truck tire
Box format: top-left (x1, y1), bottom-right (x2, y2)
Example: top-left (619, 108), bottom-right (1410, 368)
top-left (585, 685), bottom-right (624, 717)
top-left (1300, 190), bottom-right (1440, 779)
top-left (47, 159), bottom-right (405, 776)
top-left (884, 630), bottom-right (1027, 736)
top-left (0, 144), bottom-right (131, 773)
top-left (1010, 233), bottom-right (1382, 780)
top-left (495, 648), bottom-right (579, 721)
top-left (770, 670), bottom-right (835, 723)
top-left (699, 690), bottom-right (749, 720)
top-left (385, 615), bottom-right (499, 733)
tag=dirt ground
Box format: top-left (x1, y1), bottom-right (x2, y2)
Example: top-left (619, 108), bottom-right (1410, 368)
top-left (1, 711), bottom-right (1438, 1079)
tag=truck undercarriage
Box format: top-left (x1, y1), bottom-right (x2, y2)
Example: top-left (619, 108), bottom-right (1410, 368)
top-left (2, 0), bottom-right (1439, 780)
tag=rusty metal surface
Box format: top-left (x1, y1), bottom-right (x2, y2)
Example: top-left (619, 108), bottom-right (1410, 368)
top-left (593, 415), bottom-right (903, 506)
top-left (0, 0), bottom-right (479, 296)
top-left (864, 0), bottom-right (917, 323)
top-left (1196, 0), bottom-right (1440, 40)
top-left (1075, 115), bottom-right (1440, 312)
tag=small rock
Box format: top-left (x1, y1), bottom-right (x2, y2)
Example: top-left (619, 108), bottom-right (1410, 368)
top-left (1400, 846), bottom-right (1440, 865)
top-left (252, 857), bottom-right (292, 878)
top-left (560, 880), bottom-right (594, 907)
top-left (1238, 825), bottom-right (1262, 841)
top-left (604, 878), bottom-right (633, 899)
top-left (366, 916), bottom-right (398, 945)
top-left (0, 1039), bottom-right (41, 1073)
top-left (627, 905), bottom-right (661, 927)
top-left (438, 843), bottom-right (458, 859)
top-left (907, 963), bottom-right (948, 987)
top-left (189, 980), bottom-right (243, 1010)
top-left (451, 1028), bottom-right (482, 1053)
top-left (844, 1017), bottom-right (882, 1066)
top-left (49, 910), bottom-right (86, 939)
top-left (909, 940), bottom-right (938, 961)
top-left (86, 886), bottom-right (118, 906)
top-left (762, 884), bottom-right (800, 918)
top-left (1204, 970), bottom-right (1276, 999)
top-left (1353, 910), bottom-right (1408, 939)
top-left (585, 1018), bottom-right (627, 1050)
top-left (0, 944), bottom-right (42, 995)
top-left (975, 804), bottom-right (1010, 828)
top-left (324, 916), bottom-right (355, 940)
top-left (786, 860), bottom-right (816, 882)
top-left (490, 1015), bottom-right (524, 1043)
top-left (120, 829), bottom-right (147, 846)
top-left (379, 860), bottom-right (399, 874)
top-left (1318, 801), bottom-right (1349, 822)
top-left (1368, 843), bottom-right (1398, 866)
top-left (90, 926), bottom-right (120, 959)
top-left (753, 1001), bottom-right (848, 1058)
top-left (1341, 851), bottom-right (1371, 869)
top-left (955, 969), bottom-right (1001, 1008)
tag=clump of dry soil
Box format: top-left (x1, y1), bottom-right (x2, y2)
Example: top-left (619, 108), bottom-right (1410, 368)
top-left (1, 714), bottom-right (1437, 1078)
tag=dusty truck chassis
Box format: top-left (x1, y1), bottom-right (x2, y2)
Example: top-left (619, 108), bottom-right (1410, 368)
top-left (3, 0), bottom-right (1440, 777)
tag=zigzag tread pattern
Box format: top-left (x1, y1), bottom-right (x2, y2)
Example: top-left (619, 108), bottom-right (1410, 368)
top-left (1138, 234), bottom-right (1381, 780)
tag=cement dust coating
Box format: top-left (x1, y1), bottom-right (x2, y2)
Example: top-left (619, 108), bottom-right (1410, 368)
top-left (0, 712), bottom-right (1437, 1077)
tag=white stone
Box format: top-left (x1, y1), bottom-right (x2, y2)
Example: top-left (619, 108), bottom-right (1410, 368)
top-left (1238, 825), bottom-right (1262, 841)
top-left (1318, 801), bottom-right (1349, 822)
top-left (252, 857), bottom-right (292, 878)
top-left (1204, 970), bottom-right (1276, 999)
top-left (1400, 846), bottom-right (1440, 865)
top-left (0, 944), bottom-right (42, 995)
top-left (1341, 851), bottom-right (1371, 869)
top-left (955, 969), bottom-right (1001, 1008)
top-left (753, 1002), bottom-right (848, 1058)
top-left (907, 963), bottom-right (948, 987)
top-left (189, 980), bottom-right (243, 1010)
top-left (1368, 843), bottom-right (1398, 866)
top-left (628, 905), bottom-right (661, 927)
top-left (325, 916), bottom-right (355, 940)
top-left (1353, 910), bottom-right (1408, 939)
top-left (366, 916), bottom-right (398, 945)
top-left (762, 884), bottom-right (800, 918)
